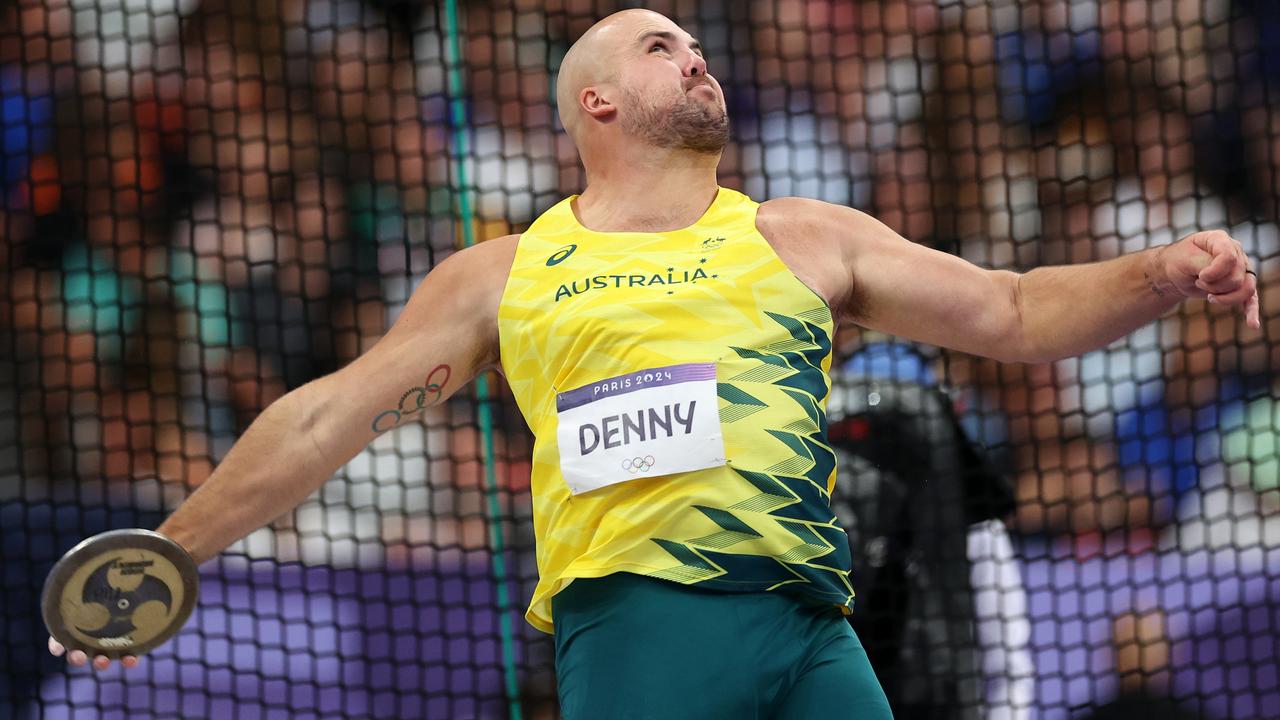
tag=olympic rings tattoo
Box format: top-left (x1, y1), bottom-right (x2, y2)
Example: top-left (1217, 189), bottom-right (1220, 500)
top-left (370, 364), bottom-right (453, 433)
top-left (621, 455), bottom-right (656, 473)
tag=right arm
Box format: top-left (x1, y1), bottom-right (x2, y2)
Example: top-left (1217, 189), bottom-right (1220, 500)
top-left (160, 235), bottom-right (517, 562)
top-left (52, 234), bottom-right (518, 669)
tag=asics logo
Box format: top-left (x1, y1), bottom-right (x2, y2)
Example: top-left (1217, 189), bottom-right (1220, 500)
top-left (546, 244), bottom-right (577, 266)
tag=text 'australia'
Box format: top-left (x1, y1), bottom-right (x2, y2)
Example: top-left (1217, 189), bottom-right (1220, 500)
top-left (555, 268), bottom-right (710, 302)
top-left (579, 402), bottom-right (697, 455)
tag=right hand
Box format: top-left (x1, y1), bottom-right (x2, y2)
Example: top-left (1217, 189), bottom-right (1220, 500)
top-left (49, 636), bottom-right (139, 671)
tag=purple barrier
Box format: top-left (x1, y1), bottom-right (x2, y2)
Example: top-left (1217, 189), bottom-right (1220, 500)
top-left (35, 558), bottom-right (524, 720)
top-left (1021, 541), bottom-right (1280, 720)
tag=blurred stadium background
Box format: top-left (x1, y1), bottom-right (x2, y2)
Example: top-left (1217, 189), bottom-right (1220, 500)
top-left (2, 0), bottom-right (1279, 718)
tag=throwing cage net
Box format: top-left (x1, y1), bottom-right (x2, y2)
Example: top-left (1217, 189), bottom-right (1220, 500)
top-left (3, 1), bottom-right (1278, 718)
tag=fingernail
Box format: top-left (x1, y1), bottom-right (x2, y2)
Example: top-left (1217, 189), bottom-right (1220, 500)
top-left (1208, 295), bottom-right (1218, 304)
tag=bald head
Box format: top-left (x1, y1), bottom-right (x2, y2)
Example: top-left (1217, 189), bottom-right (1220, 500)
top-left (556, 9), bottom-right (727, 157)
top-left (556, 10), bottom-right (667, 140)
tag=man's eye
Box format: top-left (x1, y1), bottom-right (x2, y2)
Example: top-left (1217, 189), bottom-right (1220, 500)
top-left (650, 43), bottom-right (666, 53)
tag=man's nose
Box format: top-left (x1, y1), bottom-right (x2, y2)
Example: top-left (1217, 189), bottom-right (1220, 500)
top-left (683, 51), bottom-right (707, 77)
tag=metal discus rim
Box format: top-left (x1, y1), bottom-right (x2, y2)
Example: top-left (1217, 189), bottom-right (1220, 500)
top-left (42, 529), bottom-right (199, 659)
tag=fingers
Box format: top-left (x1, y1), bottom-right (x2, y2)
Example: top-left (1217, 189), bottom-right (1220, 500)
top-left (49, 636), bottom-right (138, 670)
top-left (1206, 270), bottom-right (1262, 330)
top-left (1197, 247), bottom-right (1238, 284)
top-left (1203, 271), bottom-right (1254, 302)
top-left (1193, 237), bottom-right (1253, 304)
top-left (68, 652), bottom-right (116, 670)
top-left (1188, 226), bottom-right (1261, 327)
top-left (1206, 272), bottom-right (1256, 306)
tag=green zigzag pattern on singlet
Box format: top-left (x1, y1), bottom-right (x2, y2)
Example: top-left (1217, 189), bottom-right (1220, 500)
top-left (649, 309), bottom-right (853, 599)
top-left (688, 505), bottom-right (763, 549)
top-left (649, 538), bottom-right (725, 583)
top-left (729, 469), bottom-right (801, 514)
top-left (718, 384), bottom-right (769, 423)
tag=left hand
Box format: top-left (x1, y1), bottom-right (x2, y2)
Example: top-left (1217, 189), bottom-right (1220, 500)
top-left (1158, 230), bottom-right (1261, 329)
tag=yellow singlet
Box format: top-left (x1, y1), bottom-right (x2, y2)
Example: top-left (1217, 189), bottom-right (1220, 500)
top-left (498, 187), bottom-right (855, 633)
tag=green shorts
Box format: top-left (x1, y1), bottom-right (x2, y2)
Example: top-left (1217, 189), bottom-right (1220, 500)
top-left (552, 572), bottom-right (893, 720)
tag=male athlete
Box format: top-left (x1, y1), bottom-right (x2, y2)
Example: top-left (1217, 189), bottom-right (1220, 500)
top-left (52, 9), bottom-right (1261, 718)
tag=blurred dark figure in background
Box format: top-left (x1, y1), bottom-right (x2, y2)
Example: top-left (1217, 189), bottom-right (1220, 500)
top-left (829, 343), bottom-right (1028, 719)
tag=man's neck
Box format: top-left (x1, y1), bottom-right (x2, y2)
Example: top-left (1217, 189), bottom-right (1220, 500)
top-left (574, 146), bottom-right (721, 232)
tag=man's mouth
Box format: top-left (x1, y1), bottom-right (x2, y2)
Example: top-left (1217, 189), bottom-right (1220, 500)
top-left (686, 81), bottom-right (716, 97)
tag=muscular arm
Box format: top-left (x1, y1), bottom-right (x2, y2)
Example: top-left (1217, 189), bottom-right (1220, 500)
top-left (759, 198), bottom-right (1257, 363)
top-left (1010, 250), bottom-right (1179, 362)
top-left (157, 235), bottom-right (517, 563)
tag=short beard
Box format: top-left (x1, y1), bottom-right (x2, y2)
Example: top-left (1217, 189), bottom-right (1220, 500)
top-left (620, 84), bottom-right (730, 154)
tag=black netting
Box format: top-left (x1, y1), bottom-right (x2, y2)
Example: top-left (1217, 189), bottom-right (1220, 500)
top-left (2, 1), bottom-right (1278, 719)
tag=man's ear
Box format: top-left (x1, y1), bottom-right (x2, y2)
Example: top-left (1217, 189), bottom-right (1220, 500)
top-left (580, 85), bottom-right (616, 122)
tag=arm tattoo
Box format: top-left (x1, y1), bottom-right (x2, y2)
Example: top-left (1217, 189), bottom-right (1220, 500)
top-left (370, 364), bottom-right (453, 433)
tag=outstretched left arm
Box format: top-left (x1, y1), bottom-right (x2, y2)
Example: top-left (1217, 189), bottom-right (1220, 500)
top-left (1012, 229), bottom-right (1259, 361)
top-left (766, 198), bottom-right (1260, 363)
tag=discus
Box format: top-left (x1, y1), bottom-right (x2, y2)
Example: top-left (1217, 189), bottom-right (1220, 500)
top-left (42, 529), bottom-right (198, 659)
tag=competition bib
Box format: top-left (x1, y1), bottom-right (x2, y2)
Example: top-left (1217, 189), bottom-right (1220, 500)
top-left (555, 363), bottom-right (727, 495)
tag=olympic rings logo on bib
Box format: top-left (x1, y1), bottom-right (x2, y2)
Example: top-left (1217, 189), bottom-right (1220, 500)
top-left (621, 455), bottom-right (656, 473)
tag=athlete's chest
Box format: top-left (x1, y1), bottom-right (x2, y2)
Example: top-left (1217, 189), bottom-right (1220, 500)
top-left (532, 230), bottom-right (745, 307)
top-left (509, 236), bottom-right (822, 374)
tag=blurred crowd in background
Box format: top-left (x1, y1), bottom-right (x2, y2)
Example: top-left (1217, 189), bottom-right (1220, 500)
top-left (3, 1), bottom-right (1280, 718)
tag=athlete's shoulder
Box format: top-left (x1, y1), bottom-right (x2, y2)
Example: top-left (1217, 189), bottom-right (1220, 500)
top-left (441, 234), bottom-right (521, 275)
top-left (754, 197), bottom-right (868, 257)
top-left (426, 234), bottom-right (521, 305)
top-left (755, 196), bottom-right (874, 239)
